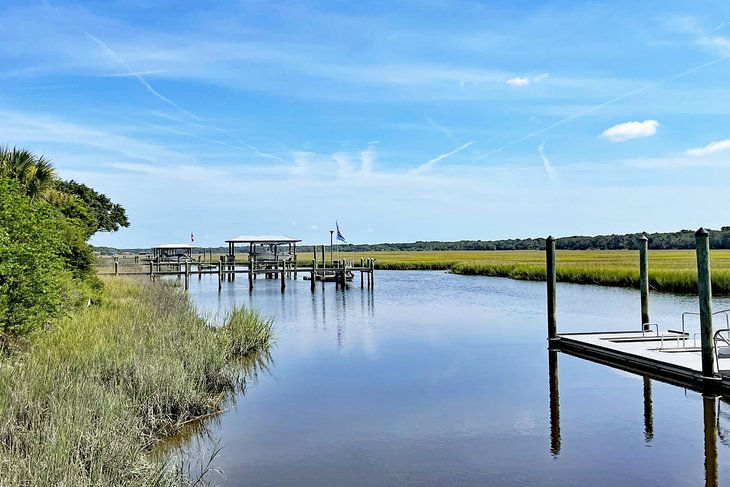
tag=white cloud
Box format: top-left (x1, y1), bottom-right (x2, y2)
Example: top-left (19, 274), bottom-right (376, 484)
top-left (506, 73), bottom-right (549, 87)
top-left (506, 77), bottom-right (530, 86)
top-left (685, 139), bottom-right (730, 156)
top-left (600, 120), bottom-right (660, 142)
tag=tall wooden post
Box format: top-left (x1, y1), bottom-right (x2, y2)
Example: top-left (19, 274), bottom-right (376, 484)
top-left (184, 262), bottom-right (190, 290)
top-left (114, 261), bottom-right (119, 276)
top-left (248, 256), bottom-right (254, 291)
top-left (311, 259), bottom-right (316, 291)
top-left (371, 258), bottom-right (375, 287)
top-left (218, 262), bottom-right (222, 292)
top-left (149, 261), bottom-right (153, 278)
top-left (639, 234), bottom-right (650, 330)
top-left (546, 236), bottom-right (557, 340)
top-left (695, 228), bottom-right (715, 378)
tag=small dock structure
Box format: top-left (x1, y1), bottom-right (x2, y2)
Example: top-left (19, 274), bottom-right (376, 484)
top-left (96, 234), bottom-right (375, 292)
top-left (547, 228), bottom-right (730, 396)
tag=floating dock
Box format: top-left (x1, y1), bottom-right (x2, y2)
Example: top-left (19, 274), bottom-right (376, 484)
top-left (546, 228), bottom-right (730, 396)
top-left (553, 330), bottom-right (730, 395)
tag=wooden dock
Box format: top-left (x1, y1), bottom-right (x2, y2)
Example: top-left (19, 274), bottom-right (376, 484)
top-left (552, 330), bottom-right (730, 394)
top-left (95, 258), bottom-right (375, 291)
top-left (546, 228), bottom-right (730, 397)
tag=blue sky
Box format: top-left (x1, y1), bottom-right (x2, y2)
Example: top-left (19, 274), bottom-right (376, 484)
top-left (2, 1), bottom-right (730, 247)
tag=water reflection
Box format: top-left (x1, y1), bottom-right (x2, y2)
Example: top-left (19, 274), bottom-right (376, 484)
top-left (643, 377), bottom-right (654, 443)
top-left (176, 271), bottom-right (730, 486)
top-left (548, 350), bottom-right (561, 457)
top-left (550, 350), bottom-right (722, 486)
top-left (704, 395), bottom-right (718, 487)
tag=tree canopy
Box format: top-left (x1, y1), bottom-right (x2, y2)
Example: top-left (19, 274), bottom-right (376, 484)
top-left (0, 146), bottom-right (129, 334)
top-left (55, 180), bottom-right (129, 234)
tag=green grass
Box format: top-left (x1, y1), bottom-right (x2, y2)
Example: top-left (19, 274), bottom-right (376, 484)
top-left (0, 277), bottom-right (273, 486)
top-left (300, 249), bottom-right (730, 294)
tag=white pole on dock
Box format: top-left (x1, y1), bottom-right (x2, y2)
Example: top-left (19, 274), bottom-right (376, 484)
top-left (695, 227), bottom-right (716, 378)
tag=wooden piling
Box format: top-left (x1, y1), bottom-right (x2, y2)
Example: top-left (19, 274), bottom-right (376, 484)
top-left (546, 236), bottom-right (557, 340)
top-left (149, 261), bottom-right (154, 278)
top-left (248, 256), bottom-right (254, 291)
top-left (311, 259), bottom-right (317, 291)
top-left (114, 261), bottom-right (119, 276)
top-left (370, 258), bottom-right (375, 287)
top-left (184, 262), bottom-right (190, 290)
top-left (218, 262), bottom-right (222, 292)
top-left (281, 261), bottom-right (286, 291)
top-left (340, 259), bottom-right (347, 287)
top-left (639, 234), bottom-right (650, 330)
top-left (695, 227), bottom-right (715, 377)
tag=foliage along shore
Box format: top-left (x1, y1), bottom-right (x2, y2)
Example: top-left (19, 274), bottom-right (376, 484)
top-left (357, 249), bottom-right (730, 294)
top-left (0, 277), bottom-right (273, 486)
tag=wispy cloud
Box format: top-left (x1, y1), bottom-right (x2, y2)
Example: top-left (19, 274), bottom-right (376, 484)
top-left (479, 56), bottom-right (728, 158)
top-left (601, 120), bottom-right (659, 142)
top-left (83, 30), bottom-right (199, 121)
top-left (411, 141), bottom-right (475, 174)
top-left (538, 141), bottom-right (556, 181)
top-left (685, 139), bottom-right (730, 156)
top-left (424, 116), bottom-right (459, 143)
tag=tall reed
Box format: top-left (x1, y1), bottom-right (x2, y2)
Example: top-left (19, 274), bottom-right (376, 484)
top-left (0, 277), bottom-right (273, 486)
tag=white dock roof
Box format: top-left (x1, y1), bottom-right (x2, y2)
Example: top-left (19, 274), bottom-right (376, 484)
top-left (153, 244), bottom-right (194, 249)
top-left (226, 235), bottom-right (301, 244)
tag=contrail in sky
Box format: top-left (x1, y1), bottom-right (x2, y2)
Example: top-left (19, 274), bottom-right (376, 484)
top-left (83, 30), bottom-right (290, 164)
top-left (478, 54), bottom-right (730, 159)
top-left (412, 141), bottom-right (475, 174)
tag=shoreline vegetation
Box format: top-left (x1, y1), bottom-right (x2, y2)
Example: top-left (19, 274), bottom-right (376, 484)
top-left (330, 250), bottom-right (730, 294)
top-left (0, 277), bottom-right (273, 486)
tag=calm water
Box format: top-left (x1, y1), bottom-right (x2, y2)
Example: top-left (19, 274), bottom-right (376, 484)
top-left (178, 271), bottom-right (730, 486)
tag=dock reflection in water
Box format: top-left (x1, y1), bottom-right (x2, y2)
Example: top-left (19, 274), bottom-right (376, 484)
top-left (548, 349), bottom-right (722, 487)
top-left (178, 270), bottom-right (729, 486)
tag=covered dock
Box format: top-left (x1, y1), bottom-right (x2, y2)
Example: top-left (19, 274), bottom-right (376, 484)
top-left (224, 235), bottom-right (301, 267)
top-left (152, 244), bottom-right (194, 263)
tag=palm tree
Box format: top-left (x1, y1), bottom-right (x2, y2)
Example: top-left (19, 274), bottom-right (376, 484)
top-left (0, 146), bottom-right (57, 200)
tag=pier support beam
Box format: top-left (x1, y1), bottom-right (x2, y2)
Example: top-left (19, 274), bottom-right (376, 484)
top-left (695, 228), bottom-right (715, 378)
top-left (639, 234), bottom-right (650, 330)
top-left (546, 236), bottom-right (557, 340)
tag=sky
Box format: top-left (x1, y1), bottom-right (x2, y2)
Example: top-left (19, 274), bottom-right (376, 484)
top-left (2, 0), bottom-right (730, 248)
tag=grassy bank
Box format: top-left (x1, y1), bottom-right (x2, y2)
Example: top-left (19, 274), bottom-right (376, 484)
top-left (331, 250), bottom-right (730, 294)
top-left (0, 277), bottom-right (273, 486)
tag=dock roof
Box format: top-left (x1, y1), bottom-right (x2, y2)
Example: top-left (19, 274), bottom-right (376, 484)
top-left (225, 235), bottom-right (301, 244)
top-left (152, 244), bottom-right (194, 249)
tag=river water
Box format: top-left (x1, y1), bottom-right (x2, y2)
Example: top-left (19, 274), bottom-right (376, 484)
top-left (179, 270), bottom-right (730, 486)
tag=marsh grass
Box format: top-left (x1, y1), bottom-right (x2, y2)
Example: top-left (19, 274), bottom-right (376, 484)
top-left (321, 250), bottom-right (730, 294)
top-left (0, 277), bottom-right (273, 486)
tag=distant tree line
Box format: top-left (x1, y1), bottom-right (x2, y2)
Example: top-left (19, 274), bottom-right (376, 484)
top-left (109, 227), bottom-right (730, 255)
